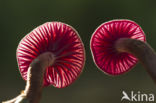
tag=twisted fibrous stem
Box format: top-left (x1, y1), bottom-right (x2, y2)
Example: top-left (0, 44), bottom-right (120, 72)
top-left (2, 52), bottom-right (55, 103)
top-left (116, 38), bottom-right (156, 82)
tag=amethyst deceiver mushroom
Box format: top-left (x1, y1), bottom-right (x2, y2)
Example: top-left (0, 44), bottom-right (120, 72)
top-left (17, 22), bottom-right (85, 88)
top-left (91, 19), bottom-right (156, 81)
top-left (3, 22), bottom-right (85, 103)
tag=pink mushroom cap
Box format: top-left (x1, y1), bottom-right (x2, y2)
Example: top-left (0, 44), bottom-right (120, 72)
top-left (17, 22), bottom-right (85, 88)
top-left (90, 19), bottom-right (146, 75)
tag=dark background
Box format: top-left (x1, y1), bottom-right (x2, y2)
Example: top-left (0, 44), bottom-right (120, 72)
top-left (1, 0), bottom-right (156, 103)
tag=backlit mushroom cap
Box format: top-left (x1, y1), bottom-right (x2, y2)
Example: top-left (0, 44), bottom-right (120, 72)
top-left (90, 19), bottom-right (146, 75)
top-left (17, 22), bottom-right (85, 88)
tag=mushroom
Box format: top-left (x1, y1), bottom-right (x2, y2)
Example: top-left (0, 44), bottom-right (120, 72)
top-left (3, 22), bottom-right (85, 103)
top-left (90, 19), bottom-right (156, 81)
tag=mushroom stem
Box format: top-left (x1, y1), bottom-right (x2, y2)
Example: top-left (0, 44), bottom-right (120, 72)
top-left (3, 52), bottom-right (55, 103)
top-left (115, 38), bottom-right (156, 82)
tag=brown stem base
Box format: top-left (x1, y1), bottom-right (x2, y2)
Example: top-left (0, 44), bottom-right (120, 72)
top-left (3, 52), bottom-right (55, 103)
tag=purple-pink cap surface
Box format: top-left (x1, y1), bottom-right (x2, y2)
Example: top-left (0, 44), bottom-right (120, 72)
top-left (90, 19), bottom-right (146, 75)
top-left (17, 22), bottom-right (85, 88)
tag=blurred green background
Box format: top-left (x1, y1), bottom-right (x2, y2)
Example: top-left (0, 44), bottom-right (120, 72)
top-left (1, 0), bottom-right (156, 103)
